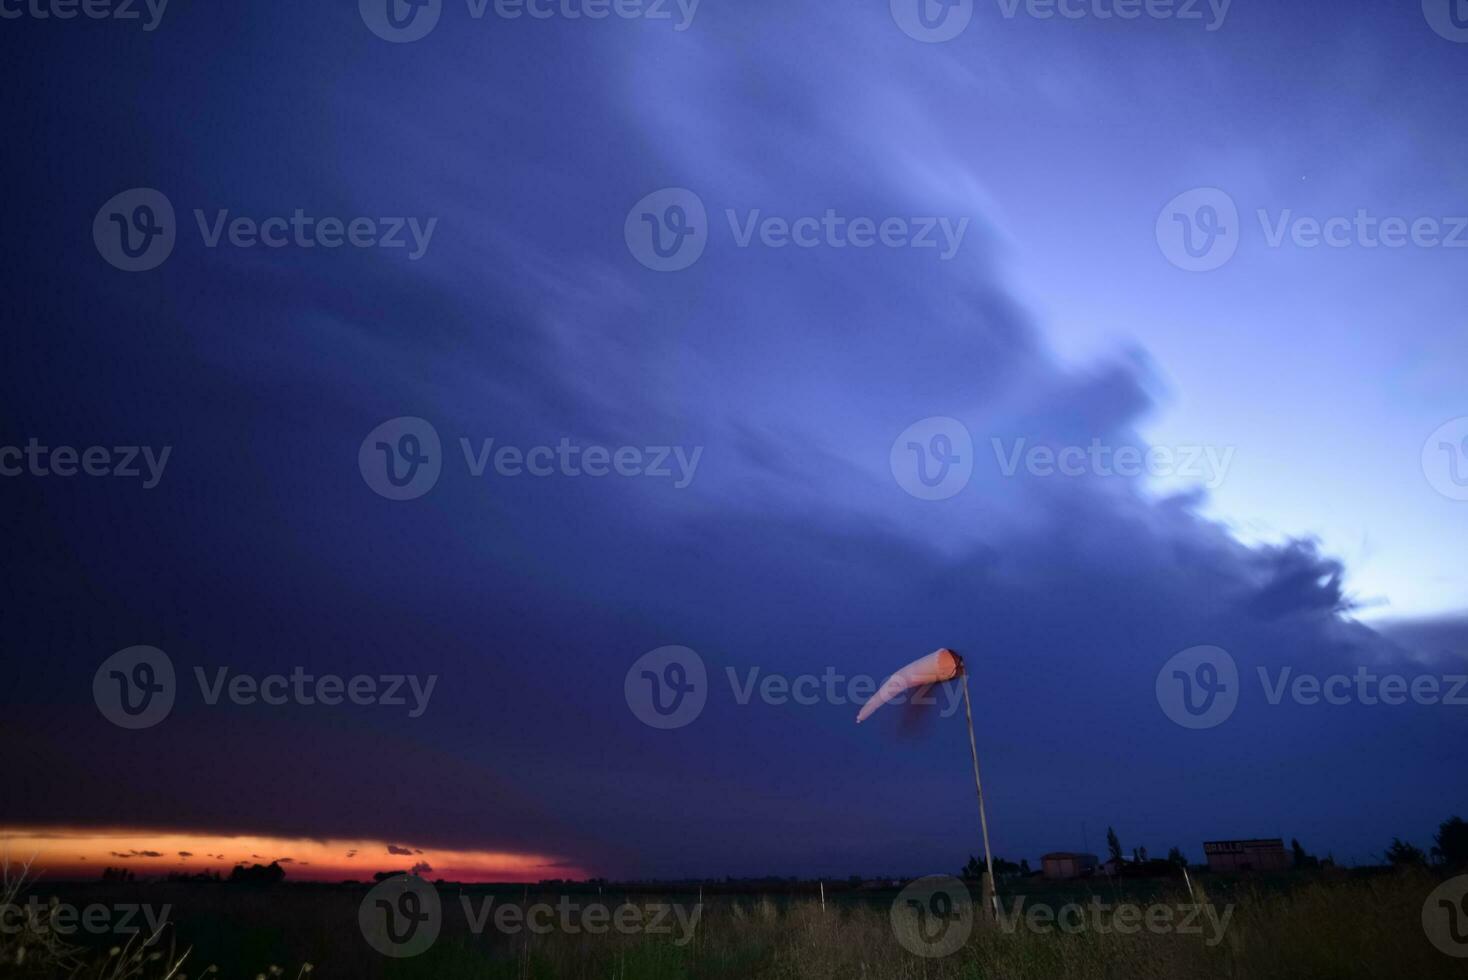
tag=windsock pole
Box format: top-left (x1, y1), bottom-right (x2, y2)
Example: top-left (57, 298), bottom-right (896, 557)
top-left (961, 671), bottom-right (999, 918)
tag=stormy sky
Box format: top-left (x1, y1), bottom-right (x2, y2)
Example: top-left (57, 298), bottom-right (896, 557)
top-left (3, 0), bottom-right (1466, 879)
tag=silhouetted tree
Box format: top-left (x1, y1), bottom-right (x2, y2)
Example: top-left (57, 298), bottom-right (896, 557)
top-left (963, 855), bottom-right (1022, 879)
top-left (1106, 827), bottom-right (1122, 863)
top-left (1384, 838), bottom-right (1428, 868)
top-left (1167, 847), bottom-right (1188, 868)
top-left (100, 866), bottom-right (134, 882)
top-left (166, 870), bottom-right (222, 883)
top-left (1290, 838), bottom-right (1320, 869)
top-left (1432, 816), bottom-right (1468, 869)
top-left (1019, 858), bottom-right (1032, 876)
top-left (228, 861), bottom-right (286, 885)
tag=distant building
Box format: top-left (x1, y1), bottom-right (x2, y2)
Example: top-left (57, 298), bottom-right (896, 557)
top-left (1041, 852), bottom-right (1098, 879)
top-left (1203, 839), bottom-right (1292, 873)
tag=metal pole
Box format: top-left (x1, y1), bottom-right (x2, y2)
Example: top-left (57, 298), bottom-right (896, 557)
top-left (961, 672), bottom-right (999, 917)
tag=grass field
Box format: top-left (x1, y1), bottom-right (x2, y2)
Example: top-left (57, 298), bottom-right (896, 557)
top-left (3, 869), bottom-right (1462, 979)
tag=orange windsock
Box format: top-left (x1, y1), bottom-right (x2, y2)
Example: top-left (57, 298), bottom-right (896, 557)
top-left (855, 648), bottom-right (964, 723)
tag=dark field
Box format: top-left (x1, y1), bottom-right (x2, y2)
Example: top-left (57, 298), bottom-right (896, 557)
top-left (5, 869), bottom-right (1463, 979)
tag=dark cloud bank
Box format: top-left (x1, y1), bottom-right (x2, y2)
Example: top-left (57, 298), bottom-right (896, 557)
top-left (3, 2), bottom-right (1464, 877)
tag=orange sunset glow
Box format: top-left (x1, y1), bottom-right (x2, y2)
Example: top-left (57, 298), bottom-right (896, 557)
top-left (0, 828), bottom-right (589, 883)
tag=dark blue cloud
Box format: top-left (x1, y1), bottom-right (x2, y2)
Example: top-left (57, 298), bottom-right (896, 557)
top-left (2, 0), bottom-right (1463, 878)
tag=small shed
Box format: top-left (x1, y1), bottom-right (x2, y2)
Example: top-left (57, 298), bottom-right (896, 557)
top-left (1041, 852), bottom-right (1098, 879)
